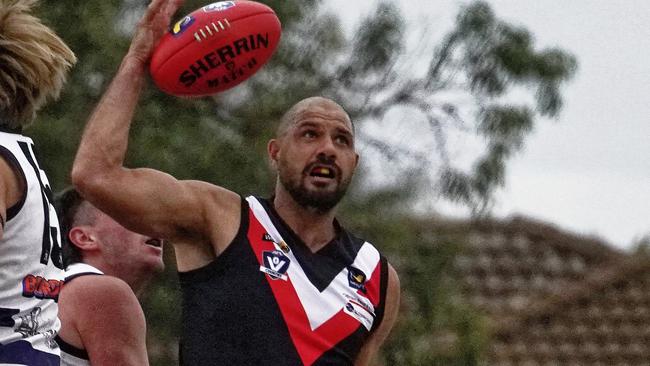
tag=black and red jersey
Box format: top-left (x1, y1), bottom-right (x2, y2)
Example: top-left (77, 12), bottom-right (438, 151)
top-left (178, 196), bottom-right (389, 365)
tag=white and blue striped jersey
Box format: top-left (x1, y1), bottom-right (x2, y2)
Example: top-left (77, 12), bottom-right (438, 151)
top-left (0, 131), bottom-right (64, 365)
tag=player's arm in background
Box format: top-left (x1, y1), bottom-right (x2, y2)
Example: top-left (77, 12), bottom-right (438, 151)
top-left (71, 0), bottom-right (239, 260)
top-left (58, 276), bottom-right (149, 366)
top-left (0, 154), bottom-right (24, 239)
top-left (354, 265), bottom-right (400, 366)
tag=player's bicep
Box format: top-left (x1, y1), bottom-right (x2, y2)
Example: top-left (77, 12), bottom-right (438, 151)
top-left (73, 164), bottom-right (206, 239)
top-left (73, 278), bottom-right (149, 366)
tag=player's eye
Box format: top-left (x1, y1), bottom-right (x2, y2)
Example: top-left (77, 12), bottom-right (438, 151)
top-left (303, 130), bottom-right (317, 138)
top-left (335, 135), bottom-right (350, 146)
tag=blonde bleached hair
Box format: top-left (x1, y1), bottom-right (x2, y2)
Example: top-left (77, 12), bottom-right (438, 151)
top-left (0, 0), bottom-right (76, 129)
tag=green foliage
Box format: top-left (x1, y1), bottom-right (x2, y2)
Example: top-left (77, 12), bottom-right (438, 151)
top-left (431, 2), bottom-right (577, 212)
top-left (29, 0), bottom-right (576, 365)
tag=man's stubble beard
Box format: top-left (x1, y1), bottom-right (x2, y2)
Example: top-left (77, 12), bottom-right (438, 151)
top-left (278, 163), bottom-right (351, 214)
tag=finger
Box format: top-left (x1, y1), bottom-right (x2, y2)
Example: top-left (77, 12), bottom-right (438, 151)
top-left (157, 0), bottom-right (183, 17)
top-left (165, 0), bottom-right (185, 18)
top-left (157, 0), bottom-right (184, 33)
top-left (159, 0), bottom-right (184, 26)
top-left (138, 0), bottom-right (180, 36)
top-left (143, 0), bottom-right (169, 23)
top-left (147, 0), bottom-right (168, 13)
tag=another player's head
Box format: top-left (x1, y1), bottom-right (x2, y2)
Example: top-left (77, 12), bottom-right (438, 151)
top-left (0, 0), bottom-right (76, 129)
top-left (269, 97), bottom-right (359, 213)
top-left (56, 188), bottom-right (164, 282)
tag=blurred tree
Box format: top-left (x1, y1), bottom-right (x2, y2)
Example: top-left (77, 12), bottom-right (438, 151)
top-left (633, 234), bottom-right (650, 256)
top-left (32, 0), bottom-right (576, 365)
top-left (335, 1), bottom-right (578, 214)
top-left (340, 192), bottom-right (489, 365)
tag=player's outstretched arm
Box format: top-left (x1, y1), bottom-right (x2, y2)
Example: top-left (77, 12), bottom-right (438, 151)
top-left (73, 0), bottom-right (238, 244)
top-left (58, 276), bottom-right (150, 366)
top-left (73, 0), bottom-right (188, 240)
top-left (354, 264), bottom-right (400, 366)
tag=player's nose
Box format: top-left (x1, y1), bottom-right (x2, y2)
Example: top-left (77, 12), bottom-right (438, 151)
top-left (316, 135), bottom-right (338, 159)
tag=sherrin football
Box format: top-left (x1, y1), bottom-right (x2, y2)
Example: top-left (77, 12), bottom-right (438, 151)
top-left (150, 1), bottom-right (281, 97)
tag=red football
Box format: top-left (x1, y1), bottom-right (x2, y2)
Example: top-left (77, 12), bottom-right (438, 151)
top-left (150, 1), bottom-right (281, 97)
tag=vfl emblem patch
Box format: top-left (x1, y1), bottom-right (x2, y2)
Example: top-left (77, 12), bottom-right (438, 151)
top-left (172, 16), bottom-right (195, 36)
top-left (347, 266), bottom-right (367, 293)
top-left (260, 250), bottom-right (290, 281)
top-left (203, 1), bottom-right (236, 12)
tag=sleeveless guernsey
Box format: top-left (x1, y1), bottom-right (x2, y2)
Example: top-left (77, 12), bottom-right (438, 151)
top-left (55, 263), bottom-right (104, 366)
top-left (178, 196), bottom-right (389, 366)
top-left (0, 131), bottom-right (64, 365)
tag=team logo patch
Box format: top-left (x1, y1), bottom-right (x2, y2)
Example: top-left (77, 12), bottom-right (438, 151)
top-left (262, 233), bottom-right (274, 242)
top-left (22, 274), bottom-right (63, 301)
top-left (203, 1), bottom-right (236, 12)
top-left (347, 266), bottom-right (367, 293)
top-left (260, 250), bottom-right (290, 281)
top-left (172, 15), bottom-right (195, 36)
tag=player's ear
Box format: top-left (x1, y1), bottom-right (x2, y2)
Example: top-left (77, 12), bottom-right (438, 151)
top-left (268, 139), bottom-right (280, 169)
top-left (68, 227), bottom-right (99, 252)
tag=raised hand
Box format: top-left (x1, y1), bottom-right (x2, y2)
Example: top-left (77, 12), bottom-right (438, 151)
top-left (126, 0), bottom-right (184, 67)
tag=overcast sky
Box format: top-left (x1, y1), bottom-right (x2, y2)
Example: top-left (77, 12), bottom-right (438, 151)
top-left (328, 0), bottom-right (650, 250)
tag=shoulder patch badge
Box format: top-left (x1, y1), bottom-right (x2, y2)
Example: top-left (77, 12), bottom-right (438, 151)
top-left (347, 266), bottom-right (367, 293)
top-left (262, 233), bottom-right (274, 242)
top-left (260, 250), bottom-right (290, 281)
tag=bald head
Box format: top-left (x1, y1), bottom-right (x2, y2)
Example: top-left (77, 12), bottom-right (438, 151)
top-left (269, 97), bottom-right (359, 213)
top-left (276, 97), bottom-right (354, 138)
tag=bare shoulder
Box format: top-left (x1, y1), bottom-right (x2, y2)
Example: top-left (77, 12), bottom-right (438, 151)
top-left (186, 180), bottom-right (240, 219)
top-left (0, 158), bottom-right (13, 230)
top-left (59, 275), bottom-right (143, 341)
top-left (60, 275), bottom-right (149, 365)
top-left (153, 178), bottom-right (240, 242)
top-left (0, 151), bottom-right (23, 220)
top-left (58, 275), bottom-right (134, 349)
top-left (182, 180), bottom-right (241, 213)
top-left (62, 274), bottom-right (132, 294)
top-left (61, 275), bottom-right (140, 315)
top-left (0, 153), bottom-right (16, 182)
top-left (173, 181), bottom-right (242, 268)
top-left (387, 263), bottom-right (400, 297)
top-left (383, 263), bottom-right (401, 330)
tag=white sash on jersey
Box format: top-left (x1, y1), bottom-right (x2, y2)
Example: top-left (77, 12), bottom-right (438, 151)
top-left (64, 263), bottom-right (104, 280)
top-left (246, 196), bottom-right (380, 331)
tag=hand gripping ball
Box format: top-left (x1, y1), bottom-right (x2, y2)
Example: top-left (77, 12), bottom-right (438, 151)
top-left (150, 1), bottom-right (281, 96)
